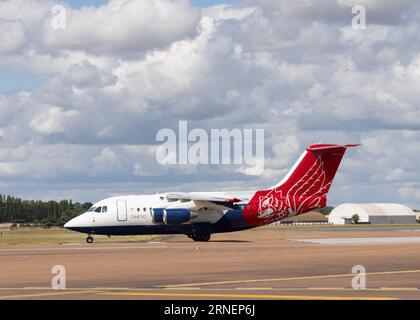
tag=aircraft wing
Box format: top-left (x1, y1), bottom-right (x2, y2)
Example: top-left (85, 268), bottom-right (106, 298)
top-left (165, 192), bottom-right (243, 211)
top-left (165, 192), bottom-right (241, 204)
top-left (164, 193), bottom-right (243, 221)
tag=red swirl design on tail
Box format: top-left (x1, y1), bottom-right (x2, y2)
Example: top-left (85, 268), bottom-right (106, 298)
top-left (243, 144), bottom-right (357, 226)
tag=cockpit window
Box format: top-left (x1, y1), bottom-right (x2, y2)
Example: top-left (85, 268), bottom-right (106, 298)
top-left (94, 206), bottom-right (102, 213)
top-left (102, 206), bottom-right (107, 213)
top-left (88, 207), bottom-right (96, 212)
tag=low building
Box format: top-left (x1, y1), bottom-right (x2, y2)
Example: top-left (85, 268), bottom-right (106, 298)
top-left (328, 203), bottom-right (416, 225)
top-left (281, 211), bottom-right (328, 224)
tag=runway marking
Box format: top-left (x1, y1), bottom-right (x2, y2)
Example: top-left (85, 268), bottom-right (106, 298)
top-left (24, 286), bottom-right (137, 291)
top-left (0, 245), bottom-right (168, 253)
top-left (162, 268), bottom-right (420, 288)
top-left (236, 287), bottom-right (273, 291)
top-left (0, 290), bottom-right (102, 300)
top-left (164, 287), bottom-right (203, 290)
top-left (98, 291), bottom-right (396, 300)
top-left (379, 287), bottom-right (419, 291)
top-left (304, 287), bottom-right (346, 291)
top-left (0, 287), bottom-right (157, 292)
top-left (270, 287), bottom-right (419, 292)
top-left (206, 287), bottom-right (419, 292)
top-left (288, 237), bottom-right (420, 245)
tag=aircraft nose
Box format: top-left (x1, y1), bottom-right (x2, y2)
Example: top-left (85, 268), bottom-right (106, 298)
top-left (64, 219), bottom-right (74, 229)
top-left (64, 216), bottom-right (79, 229)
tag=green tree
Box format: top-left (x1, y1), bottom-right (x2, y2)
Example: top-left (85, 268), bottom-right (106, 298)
top-left (0, 194), bottom-right (90, 226)
top-left (352, 214), bottom-right (360, 224)
top-left (318, 206), bottom-right (334, 215)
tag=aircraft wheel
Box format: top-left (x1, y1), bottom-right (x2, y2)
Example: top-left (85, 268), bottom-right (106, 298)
top-left (86, 236), bottom-right (94, 244)
top-left (191, 234), bottom-right (211, 242)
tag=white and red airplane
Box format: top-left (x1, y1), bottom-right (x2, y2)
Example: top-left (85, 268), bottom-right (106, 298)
top-left (64, 144), bottom-right (357, 243)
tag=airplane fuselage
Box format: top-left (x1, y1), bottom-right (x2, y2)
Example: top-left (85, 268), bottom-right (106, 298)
top-left (65, 192), bottom-right (255, 239)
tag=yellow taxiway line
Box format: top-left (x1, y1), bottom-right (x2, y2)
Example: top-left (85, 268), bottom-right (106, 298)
top-left (0, 287), bottom-right (409, 300)
top-left (98, 291), bottom-right (396, 300)
top-left (162, 268), bottom-right (420, 288)
top-left (0, 290), bottom-right (102, 300)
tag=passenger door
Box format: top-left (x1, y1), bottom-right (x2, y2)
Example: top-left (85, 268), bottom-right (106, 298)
top-left (116, 200), bottom-right (127, 222)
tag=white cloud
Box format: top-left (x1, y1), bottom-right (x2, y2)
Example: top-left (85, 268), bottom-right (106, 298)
top-left (30, 106), bottom-right (78, 135)
top-left (66, 60), bottom-right (117, 87)
top-left (92, 147), bottom-right (122, 174)
top-left (398, 183), bottom-right (420, 208)
top-left (338, 0), bottom-right (419, 10)
top-left (0, 146), bottom-right (27, 161)
top-left (0, 162), bottom-right (26, 177)
top-left (399, 186), bottom-right (420, 202)
top-left (269, 136), bottom-right (301, 169)
top-left (0, 20), bottom-right (27, 54)
top-left (41, 0), bottom-right (200, 54)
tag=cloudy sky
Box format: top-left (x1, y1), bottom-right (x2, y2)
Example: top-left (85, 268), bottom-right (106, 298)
top-left (0, 0), bottom-right (419, 208)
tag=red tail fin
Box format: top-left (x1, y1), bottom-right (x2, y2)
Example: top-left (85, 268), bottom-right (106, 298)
top-left (243, 144), bottom-right (358, 226)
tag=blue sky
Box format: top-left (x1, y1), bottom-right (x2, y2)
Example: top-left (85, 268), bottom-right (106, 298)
top-left (0, 71), bottom-right (39, 94)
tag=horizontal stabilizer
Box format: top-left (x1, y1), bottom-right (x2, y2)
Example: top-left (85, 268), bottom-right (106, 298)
top-left (307, 144), bottom-right (360, 151)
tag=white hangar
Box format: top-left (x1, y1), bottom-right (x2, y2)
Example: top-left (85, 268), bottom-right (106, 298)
top-left (328, 203), bottom-right (416, 225)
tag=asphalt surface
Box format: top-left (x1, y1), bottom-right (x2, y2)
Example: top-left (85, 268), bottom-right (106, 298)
top-left (2, 227), bottom-right (420, 300)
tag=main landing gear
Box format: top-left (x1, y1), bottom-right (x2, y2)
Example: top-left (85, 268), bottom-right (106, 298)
top-left (86, 235), bottom-right (94, 243)
top-left (188, 233), bottom-right (211, 242)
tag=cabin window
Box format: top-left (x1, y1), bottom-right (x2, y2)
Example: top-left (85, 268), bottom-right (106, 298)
top-left (88, 207), bottom-right (96, 212)
top-left (102, 206), bottom-right (107, 213)
top-left (137, 208), bottom-right (140, 212)
top-left (94, 206), bottom-right (102, 213)
top-left (143, 208), bottom-right (146, 212)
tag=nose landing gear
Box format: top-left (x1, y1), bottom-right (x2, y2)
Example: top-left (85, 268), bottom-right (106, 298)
top-left (86, 235), bottom-right (94, 243)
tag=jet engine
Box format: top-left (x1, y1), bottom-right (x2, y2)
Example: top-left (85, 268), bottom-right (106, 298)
top-left (163, 208), bottom-right (193, 225)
